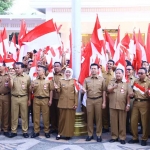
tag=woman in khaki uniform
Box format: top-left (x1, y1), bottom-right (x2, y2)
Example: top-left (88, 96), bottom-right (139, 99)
top-left (54, 68), bottom-right (78, 140)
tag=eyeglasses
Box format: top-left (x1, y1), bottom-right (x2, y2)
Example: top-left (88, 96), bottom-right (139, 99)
top-left (126, 69), bottom-right (132, 71)
top-left (138, 72), bottom-right (145, 75)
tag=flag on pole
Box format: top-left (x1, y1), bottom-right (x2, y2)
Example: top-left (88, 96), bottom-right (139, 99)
top-left (21, 19), bottom-right (62, 51)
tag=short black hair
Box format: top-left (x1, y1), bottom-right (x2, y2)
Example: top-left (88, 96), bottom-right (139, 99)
top-left (33, 49), bottom-right (37, 54)
top-left (108, 59), bottom-right (115, 65)
top-left (125, 60), bottom-right (131, 66)
top-left (54, 62), bottom-right (61, 66)
top-left (141, 61), bottom-right (148, 66)
top-left (90, 63), bottom-right (99, 69)
top-left (115, 68), bottom-right (124, 73)
top-left (28, 60), bottom-right (33, 64)
top-left (38, 65), bottom-right (47, 73)
top-left (126, 65), bottom-right (134, 69)
top-left (139, 67), bottom-right (147, 74)
top-left (15, 62), bottom-right (24, 68)
top-left (1, 61), bottom-right (6, 67)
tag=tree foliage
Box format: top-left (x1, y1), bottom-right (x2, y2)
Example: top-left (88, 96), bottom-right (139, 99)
top-left (0, 0), bottom-right (13, 14)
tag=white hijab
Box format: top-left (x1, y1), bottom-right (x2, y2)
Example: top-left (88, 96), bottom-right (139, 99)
top-left (64, 68), bottom-right (73, 80)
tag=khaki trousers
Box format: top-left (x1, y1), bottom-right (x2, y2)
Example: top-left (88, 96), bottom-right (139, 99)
top-left (50, 99), bottom-right (59, 130)
top-left (0, 94), bottom-right (11, 132)
top-left (110, 108), bottom-right (127, 140)
top-left (102, 96), bottom-right (109, 129)
top-left (86, 98), bottom-right (102, 136)
top-left (131, 101), bottom-right (149, 140)
top-left (33, 98), bottom-right (50, 133)
top-left (11, 95), bottom-right (28, 133)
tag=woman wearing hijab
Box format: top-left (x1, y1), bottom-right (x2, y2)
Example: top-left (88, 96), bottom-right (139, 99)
top-left (54, 68), bottom-right (78, 140)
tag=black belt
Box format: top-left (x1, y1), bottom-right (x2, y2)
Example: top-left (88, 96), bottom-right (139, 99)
top-left (35, 96), bottom-right (49, 99)
top-left (88, 96), bottom-right (102, 100)
top-left (0, 92), bottom-right (10, 96)
top-left (12, 94), bottom-right (27, 98)
top-left (135, 99), bottom-right (148, 102)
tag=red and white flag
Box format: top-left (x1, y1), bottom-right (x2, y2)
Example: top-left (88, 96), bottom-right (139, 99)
top-left (116, 51), bottom-right (126, 82)
top-left (2, 28), bottom-right (9, 59)
top-left (9, 35), bottom-right (17, 61)
top-left (0, 31), bottom-right (3, 59)
top-left (29, 55), bottom-right (37, 81)
top-left (18, 20), bottom-right (27, 47)
top-left (138, 29), bottom-right (147, 61)
top-left (105, 30), bottom-right (115, 58)
top-left (46, 58), bottom-right (53, 80)
top-left (21, 19), bottom-right (61, 51)
top-left (78, 42), bottom-right (92, 85)
top-left (133, 82), bottom-right (145, 94)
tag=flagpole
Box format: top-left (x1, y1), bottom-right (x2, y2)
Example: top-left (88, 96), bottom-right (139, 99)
top-left (72, 0), bottom-right (87, 136)
top-left (72, 0), bottom-right (81, 112)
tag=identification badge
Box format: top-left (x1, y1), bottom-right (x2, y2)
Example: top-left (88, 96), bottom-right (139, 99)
top-left (120, 87), bottom-right (124, 93)
top-left (44, 84), bottom-right (47, 89)
top-left (5, 82), bottom-right (8, 87)
top-left (22, 81), bottom-right (25, 89)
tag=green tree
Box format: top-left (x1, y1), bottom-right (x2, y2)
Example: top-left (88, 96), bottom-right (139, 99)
top-left (0, 0), bottom-right (13, 15)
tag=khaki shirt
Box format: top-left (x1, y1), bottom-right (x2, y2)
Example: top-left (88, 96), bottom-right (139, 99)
top-left (52, 73), bottom-right (63, 99)
top-left (83, 76), bottom-right (106, 98)
top-left (127, 75), bottom-right (136, 87)
top-left (103, 70), bottom-right (115, 87)
top-left (57, 78), bottom-right (78, 109)
top-left (11, 73), bottom-right (30, 95)
top-left (108, 79), bottom-right (132, 110)
top-left (133, 77), bottom-right (150, 99)
top-left (0, 73), bottom-right (10, 94)
top-left (33, 77), bottom-right (53, 97)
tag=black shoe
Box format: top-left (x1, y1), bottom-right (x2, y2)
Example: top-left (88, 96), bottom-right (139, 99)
top-left (109, 139), bottom-right (118, 142)
top-left (97, 136), bottom-right (102, 142)
top-left (31, 133), bottom-right (39, 138)
top-left (3, 132), bottom-right (10, 137)
top-left (49, 129), bottom-right (58, 134)
top-left (56, 135), bottom-right (61, 140)
top-left (128, 139), bottom-right (139, 144)
top-left (102, 128), bottom-right (109, 133)
top-left (86, 136), bottom-right (93, 141)
top-left (120, 140), bottom-right (126, 144)
top-left (9, 133), bottom-right (17, 138)
top-left (141, 140), bottom-right (147, 146)
top-left (23, 133), bottom-right (29, 138)
top-left (45, 133), bottom-right (50, 138)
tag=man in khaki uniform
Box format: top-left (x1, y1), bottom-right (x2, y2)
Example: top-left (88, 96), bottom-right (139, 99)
top-left (108, 68), bottom-right (132, 144)
top-left (31, 65), bottom-right (53, 138)
top-left (0, 62), bottom-right (11, 137)
top-left (126, 65), bottom-right (136, 133)
top-left (102, 59), bottom-right (115, 133)
top-left (50, 62), bottom-right (63, 133)
top-left (82, 63), bottom-right (106, 142)
top-left (128, 67), bottom-right (150, 146)
top-left (9, 62), bottom-right (31, 138)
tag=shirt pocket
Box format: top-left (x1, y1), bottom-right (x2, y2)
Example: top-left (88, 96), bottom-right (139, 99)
top-left (0, 78), bottom-right (2, 87)
top-left (21, 80), bottom-right (28, 90)
top-left (43, 83), bottom-right (49, 90)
